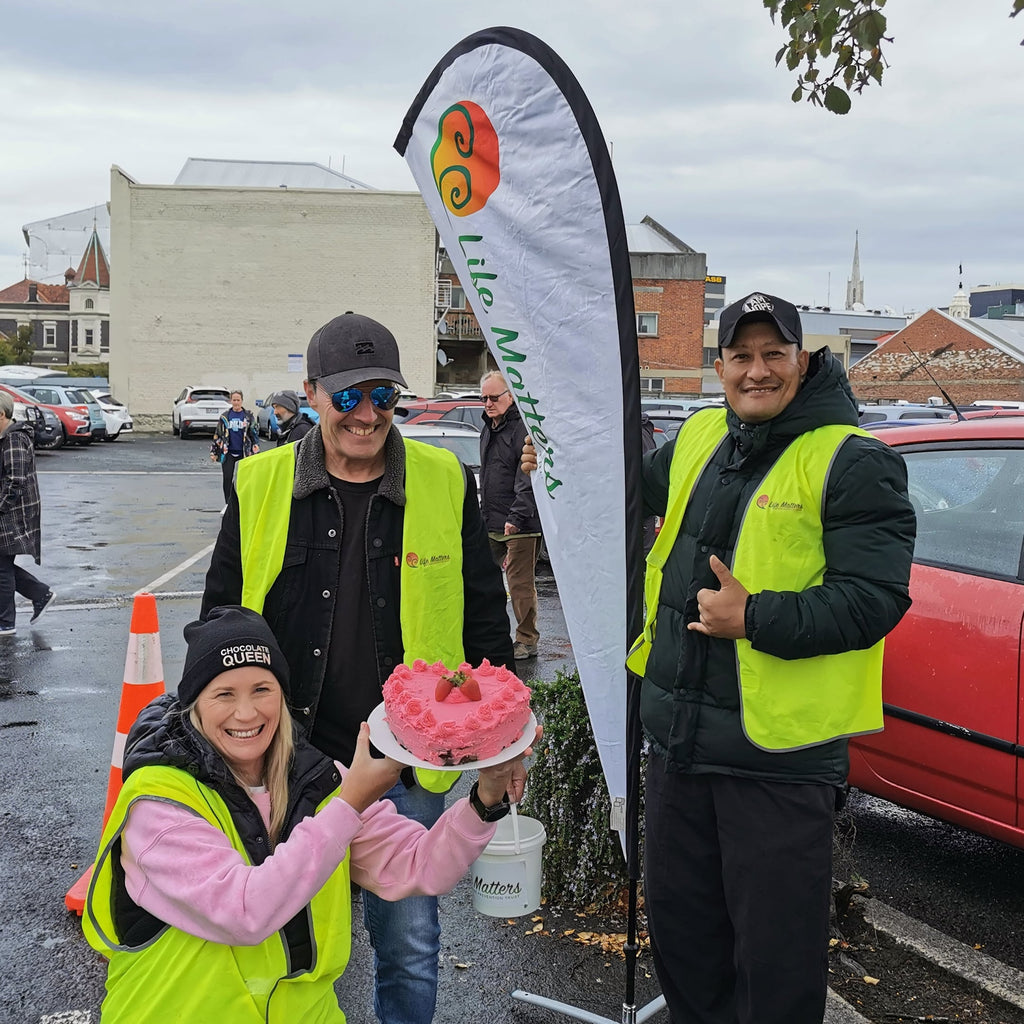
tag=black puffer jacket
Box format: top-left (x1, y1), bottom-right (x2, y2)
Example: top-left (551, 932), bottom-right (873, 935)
top-left (278, 412), bottom-right (315, 445)
top-left (639, 348), bottom-right (916, 784)
top-left (202, 425), bottom-right (514, 734)
top-left (479, 404), bottom-right (540, 534)
top-left (112, 693), bottom-right (340, 951)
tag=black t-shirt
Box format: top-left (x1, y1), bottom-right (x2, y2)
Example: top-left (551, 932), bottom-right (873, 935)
top-left (309, 474), bottom-right (383, 766)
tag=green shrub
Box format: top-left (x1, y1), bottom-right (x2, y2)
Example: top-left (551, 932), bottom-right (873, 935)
top-left (520, 669), bottom-right (629, 910)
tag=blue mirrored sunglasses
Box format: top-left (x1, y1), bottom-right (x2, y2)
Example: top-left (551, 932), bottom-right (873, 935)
top-left (325, 384), bottom-right (401, 414)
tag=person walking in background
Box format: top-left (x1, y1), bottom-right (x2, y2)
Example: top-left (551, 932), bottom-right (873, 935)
top-left (211, 390), bottom-right (259, 503)
top-left (0, 392), bottom-right (55, 636)
top-left (478, 370), bottom-right (542, 660)
top-left (202, 312), bottom-right (513, 1024)
top-left (269, 389), bottom-right (315, 445)
top-left (84, 605), bottom-right (535, 1024)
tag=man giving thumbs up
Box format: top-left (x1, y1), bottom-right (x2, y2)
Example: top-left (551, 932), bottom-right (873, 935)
top-left (631, 293), bottom-right (916, 1024)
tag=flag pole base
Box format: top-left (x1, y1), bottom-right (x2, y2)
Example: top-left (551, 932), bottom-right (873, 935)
top-left (510, 990), bottom-right (666, 1023)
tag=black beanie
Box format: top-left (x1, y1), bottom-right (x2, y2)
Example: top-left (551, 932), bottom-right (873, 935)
top-left (179, 606), bottom-right (290, 707)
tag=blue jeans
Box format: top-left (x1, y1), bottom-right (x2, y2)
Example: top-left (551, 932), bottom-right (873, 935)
top-left (362, 780), bottom-right (445, 1024)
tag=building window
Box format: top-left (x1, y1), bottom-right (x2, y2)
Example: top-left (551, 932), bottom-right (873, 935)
top-left (703, 346), bottom-right (718, 367)
top-left (640, 377), bottom-right (665, 393)
top-left (636, 313), bottom-right (658, 337)
top-left (43, 322), bottom-right (57, 348)
top-left (85, 298), bottom-right (94, 310)
top-left (85, 329), bottom-right (94, 347)
top-left (450, 284), bottom-right (467, 310)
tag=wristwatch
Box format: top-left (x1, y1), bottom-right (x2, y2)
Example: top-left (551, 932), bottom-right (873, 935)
top-left (468, 781), bottom-right (511, 822)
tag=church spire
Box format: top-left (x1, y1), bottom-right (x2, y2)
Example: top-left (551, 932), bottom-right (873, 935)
top-left (845, 231), bottom-right (864, 309)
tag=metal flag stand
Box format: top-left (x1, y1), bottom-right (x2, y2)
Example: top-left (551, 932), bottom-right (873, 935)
top-left (510, 670), bottom-right (666, 1024)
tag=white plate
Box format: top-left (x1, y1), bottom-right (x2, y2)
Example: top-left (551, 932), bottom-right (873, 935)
top-left (366, 702), bottom-right (538, 771)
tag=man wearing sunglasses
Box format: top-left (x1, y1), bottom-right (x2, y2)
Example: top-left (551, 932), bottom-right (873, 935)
top-left (202, 312), bottom-right (514, 1024)
top-left (478, 369), bottom-right (542, 660)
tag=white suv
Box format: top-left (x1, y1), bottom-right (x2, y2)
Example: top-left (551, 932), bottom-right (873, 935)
top-left (172, 386), bottom-right (231, 439)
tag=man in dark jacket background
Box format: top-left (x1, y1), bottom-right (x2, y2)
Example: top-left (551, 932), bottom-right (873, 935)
top-left (202, 313), bottom-right (513, 1024)
top-left (478, 369), bottom-right (542, 660)
top-left (632, 292), bottom-right (916, 1024)
top-left (269, 389), bottom-right (315, 444)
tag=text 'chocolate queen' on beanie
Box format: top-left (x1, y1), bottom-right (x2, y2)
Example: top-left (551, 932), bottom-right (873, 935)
top-left (179, 606), bottom-right (290, 707)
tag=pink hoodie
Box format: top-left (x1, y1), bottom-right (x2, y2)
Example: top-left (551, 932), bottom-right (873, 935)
top-left (121, 763), bottom-right (495, 945)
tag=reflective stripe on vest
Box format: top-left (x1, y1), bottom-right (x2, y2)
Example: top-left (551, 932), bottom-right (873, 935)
top-left (84, 765), bottom-right (351, 1024)
top-left (627, 408), bottom-right (884, 750)
top-left (235, 438), bottom-right (465, 793)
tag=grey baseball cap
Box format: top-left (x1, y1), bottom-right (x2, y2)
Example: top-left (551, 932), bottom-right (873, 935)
top-left (306, 312), bottom-right (408, 393)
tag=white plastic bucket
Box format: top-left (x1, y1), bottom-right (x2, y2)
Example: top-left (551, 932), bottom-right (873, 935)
top-left (471, 811), bottom-right (546, 918)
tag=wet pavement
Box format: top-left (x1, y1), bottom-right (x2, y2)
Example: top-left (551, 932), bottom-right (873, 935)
top-left (2, 435), bottom-right (1023, 1022)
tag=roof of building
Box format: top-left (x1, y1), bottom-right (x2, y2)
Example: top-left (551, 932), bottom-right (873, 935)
top-left (626, 215), bottom-right (698, 255)
top-left (74, 228), bottom-right (111, 288)
top-left (174, 158), bottom-right (376, 191)
top-left (937, 310), bottom-right (1024, 363)
top-left (0, 279), bottom-right (70, 304)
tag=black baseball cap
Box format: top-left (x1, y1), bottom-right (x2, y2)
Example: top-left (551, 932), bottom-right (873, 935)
top-left (306, 312), bottom-right (408, 393)
top-left (718, 292), bottom-right (803, 350)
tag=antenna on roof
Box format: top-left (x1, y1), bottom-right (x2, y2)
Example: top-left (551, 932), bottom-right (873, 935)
top-left (901, 339), bottom-right (965, 421)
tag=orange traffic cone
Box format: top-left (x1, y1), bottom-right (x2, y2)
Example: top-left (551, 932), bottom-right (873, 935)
top-left (65, 592), bottom-right (166, 915)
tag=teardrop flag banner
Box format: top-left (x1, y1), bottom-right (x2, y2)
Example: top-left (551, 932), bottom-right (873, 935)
top-left (396, 27), bottom-right (644, 822)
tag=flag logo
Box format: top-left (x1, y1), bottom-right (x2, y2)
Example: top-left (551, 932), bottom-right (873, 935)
top-left (431, 101), bottom-right (500, 217)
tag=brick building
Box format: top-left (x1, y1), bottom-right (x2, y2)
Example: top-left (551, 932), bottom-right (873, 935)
top-left (435, 214), bottom-right (708, 396)
top-left (848, 308), bottom-right (1024, 405)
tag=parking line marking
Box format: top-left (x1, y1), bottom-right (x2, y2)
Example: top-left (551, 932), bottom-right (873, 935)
top-left (136, 544), bottom-right (215, 595)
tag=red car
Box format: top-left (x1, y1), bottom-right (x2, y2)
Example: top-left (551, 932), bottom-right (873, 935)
top-left (0, 381), bottom-right (92, 444)
top-left (848, 416), bottom-right (1024, 849)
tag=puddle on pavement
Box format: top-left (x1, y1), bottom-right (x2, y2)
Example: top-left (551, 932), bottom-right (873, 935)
top-left (0, 688), bottom-right (39, 699)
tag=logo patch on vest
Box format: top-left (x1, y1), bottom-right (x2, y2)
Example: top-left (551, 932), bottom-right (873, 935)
top-left (405, 551), bottom-right (452, 568)
top-left (755, 493), bottom-right (803, 512)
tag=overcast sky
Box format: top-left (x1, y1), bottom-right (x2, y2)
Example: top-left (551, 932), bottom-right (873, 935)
top-left (2, 0), bottom-right (1021, 314)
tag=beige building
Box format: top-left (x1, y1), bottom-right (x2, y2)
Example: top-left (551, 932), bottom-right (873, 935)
top-left (109, 166), bottom-right (438, 429)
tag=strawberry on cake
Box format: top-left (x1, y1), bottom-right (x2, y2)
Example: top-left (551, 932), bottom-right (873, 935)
top-left (382, 659), bottom-right (532, 766)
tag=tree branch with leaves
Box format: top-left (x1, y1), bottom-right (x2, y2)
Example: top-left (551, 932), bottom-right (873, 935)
top-left (766, 0), bottom-right (1023, 114)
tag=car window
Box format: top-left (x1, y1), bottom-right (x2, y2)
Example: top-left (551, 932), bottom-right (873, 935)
top-left (407, 433), bottom-right (480, 468)
top-left (904, 447), bottom-right (1024, 577)
top-left (859, 411), bottom-right (885, 423)
top-left (191, 390), bottom-right (229, 402)
top-left (66, 389), bottom-right (92, 403)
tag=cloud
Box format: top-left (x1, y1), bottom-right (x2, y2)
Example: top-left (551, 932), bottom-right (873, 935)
top-left (0, 0), bottom-right (1020, 312)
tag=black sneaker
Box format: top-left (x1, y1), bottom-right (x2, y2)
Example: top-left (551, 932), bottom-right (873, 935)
top-left (30, 590), bottom-right (56, 624)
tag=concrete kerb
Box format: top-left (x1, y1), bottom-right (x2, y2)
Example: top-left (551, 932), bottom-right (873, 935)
top-left (825, 986), bottom-right (872, 1023)
top-left (863, 897), bottom-right (1024, 1012)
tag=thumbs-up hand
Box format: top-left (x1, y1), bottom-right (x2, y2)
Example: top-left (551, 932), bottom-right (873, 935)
top-left (687, 555), bottom-right (749, 639)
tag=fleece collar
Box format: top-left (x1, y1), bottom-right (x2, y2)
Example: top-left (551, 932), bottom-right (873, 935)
top-left (291, 423), bottom-right (407, 506)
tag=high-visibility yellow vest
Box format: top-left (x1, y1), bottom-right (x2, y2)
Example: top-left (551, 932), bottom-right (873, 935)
top-left (627, 408), bottom-right (884, 751)
top-left (84, 765), bottom-right (352, 1023)
top-left (235, 439), bottom-right (466, 792)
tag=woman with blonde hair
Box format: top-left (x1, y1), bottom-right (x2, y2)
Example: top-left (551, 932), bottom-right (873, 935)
top-left (85, 605), bottom-right (534, 1023)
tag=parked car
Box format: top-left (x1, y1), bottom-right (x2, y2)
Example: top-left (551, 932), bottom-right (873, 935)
top-left (15, 382), bottom-right (96, 445)
top-left (395, 421), bottom-right (482, 488)
top-left (394, 398), bottom-right (481, 425)
top-left (254, 392), bottom-right (319, 439)
top-left (858, 403), bottom-right (953, 425)
top-left (646, 408), bottom-right (693, 448)
top-left (172, 386), bottom-right (231, 439)
top-left (0, 382), bottom-right (64, 450)
top-left (84, 390), bottom-right (134, 441)
top-left (642, 397), bottom-right (723, 414)
top-left (847, 417), bottom-right (1024, 850)
top-left (432, 403), bottom-right (485, 431)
